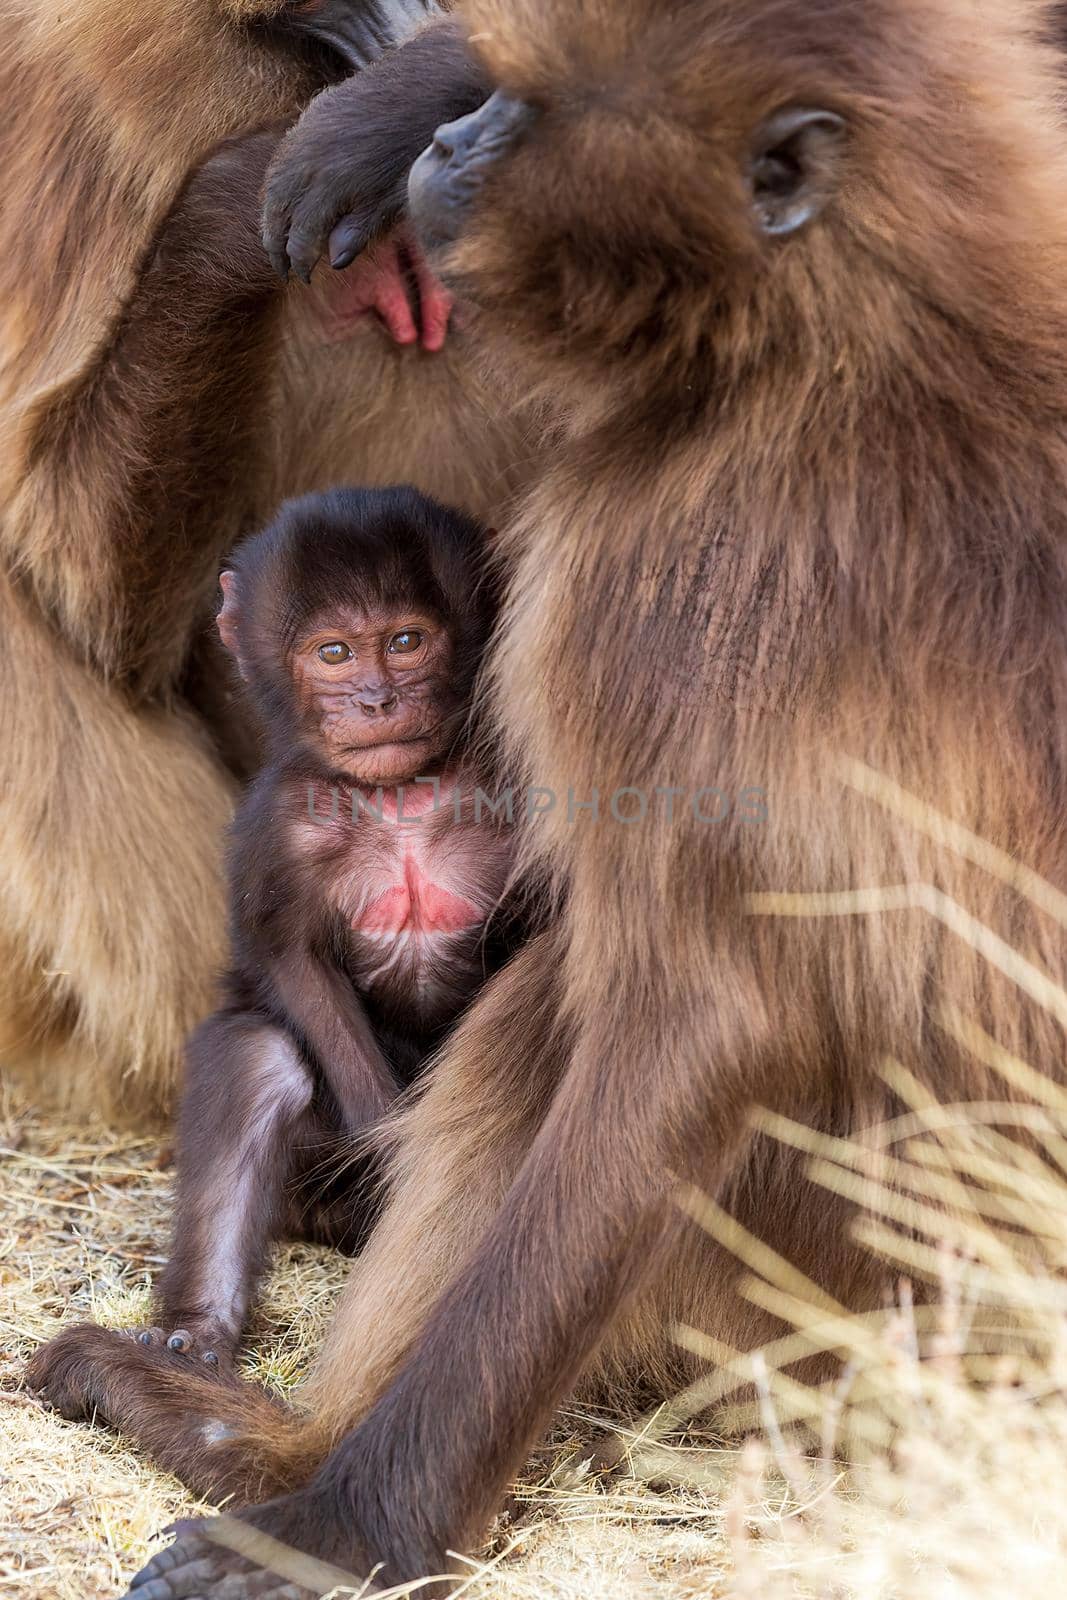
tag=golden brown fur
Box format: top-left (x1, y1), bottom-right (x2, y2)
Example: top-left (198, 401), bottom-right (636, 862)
top-left (0, 0), bottom-right (525, 1120)
top-left (25, 0), bottom-right (1067, 1593)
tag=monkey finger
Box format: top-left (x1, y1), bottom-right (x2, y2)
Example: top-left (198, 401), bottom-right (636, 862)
top-left (327, 213), bottom-right (374, 271)
top-left (267, 243), bottom-right (291, 283)
top-left (260, 196), bottom-right (293, 282)
top-left (281, 232), bottom-right (320, 286)
top-left (283, 164), bottom-right (391, 284)
top-left (327, 186), bottom-right (405, 270)
top-left (125, 1556), bottom-right (220, 1598)
top-left (260, 165), bottom-right (302, 281)
top-left (127, 1539), bottom-right (222, 1597)
top-left (282, 182), bottom-right (351, 284)
top-left (215, 1575), bottom-right (309, 1599)
top-left (128, 1542), bottom-right (312, 1599)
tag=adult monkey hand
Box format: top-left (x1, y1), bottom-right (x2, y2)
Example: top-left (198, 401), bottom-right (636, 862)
top-left (262, 17), bottom-right (489, 348)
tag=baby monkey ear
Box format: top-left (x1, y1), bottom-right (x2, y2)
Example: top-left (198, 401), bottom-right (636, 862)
top-left (216, 569), bottom-right (248, 679)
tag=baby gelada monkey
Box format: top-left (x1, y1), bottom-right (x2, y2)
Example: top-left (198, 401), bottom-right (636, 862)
top-left (142, 486), bottom-right (517, 1365)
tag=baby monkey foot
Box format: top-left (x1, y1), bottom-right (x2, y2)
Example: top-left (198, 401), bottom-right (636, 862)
top-left (124, 1324), bottom-right (233, 1371)
top-left (27, 1321), bottom-right (236, 1430)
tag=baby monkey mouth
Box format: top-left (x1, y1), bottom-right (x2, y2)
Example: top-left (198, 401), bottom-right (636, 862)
top-left (341, 724), bottom-right (444, 758)
top-left (356, 722), bottom-right (440, 745)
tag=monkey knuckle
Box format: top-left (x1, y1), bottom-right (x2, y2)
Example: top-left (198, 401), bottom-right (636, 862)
top-left (262, 184), bottom-right (306, 240)
top-left (289, 181), bottom-right (333, 228)
top-left (262, 167), bottom-right (298, 212)
top-left (286, 233), bottom-right (324, 281)
top-left (265, 148), bottom-right (314, 204)
top-left (302, 175), bottom-right (355, 228)
top-left (260, 199), bottom-right (288, 239)
top-left (126, 1547), bottom-right (221, 1598)
top-left (285, 206), bottom-right (319, 246)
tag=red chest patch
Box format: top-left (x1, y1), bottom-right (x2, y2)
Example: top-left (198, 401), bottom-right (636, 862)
top-left (354, 852), bottom-right (482, 936)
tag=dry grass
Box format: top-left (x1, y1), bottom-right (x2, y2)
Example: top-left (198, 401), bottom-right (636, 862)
top-left (671, 1065), bottom-right (1067, 1600)
top-left (8, 1065), bottom-right (1067, 1600)
top-left (0, 1085), bottom-right (735, 1599)
top-left (7, 751), bottom-right (1067, 1600)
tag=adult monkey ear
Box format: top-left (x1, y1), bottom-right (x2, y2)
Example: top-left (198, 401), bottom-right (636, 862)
top-left (216, 569), bottom-right (248, 679)
top-left (749, 107), bottom-right (847, 238)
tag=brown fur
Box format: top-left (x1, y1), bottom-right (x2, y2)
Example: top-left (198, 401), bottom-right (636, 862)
top-left (0, 0), bottom-right (525, 1120)
top-left (26, 0), bottom-right (1067, 1593)
top-left (148, 486), bottom-right (517, 1364)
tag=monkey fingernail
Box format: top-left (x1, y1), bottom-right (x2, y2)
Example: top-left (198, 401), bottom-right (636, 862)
top-left (328, 216), bottom-right (364, 270)
top-left (288, 245), bottom-right (317, 286)
top-left (202, 1350), bottom-right (219, 1366)
top-left (138, 1328), bottom-right (164, 1347)
top-left (167, 1331), bottom-right (193, 1354)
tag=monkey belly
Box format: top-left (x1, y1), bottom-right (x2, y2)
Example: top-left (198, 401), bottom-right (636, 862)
top-left (348, 922), bottom-right (490, 1030)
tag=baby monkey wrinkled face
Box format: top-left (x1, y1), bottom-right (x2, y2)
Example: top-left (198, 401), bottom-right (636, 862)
top-left (217, 484), bottom-right (494, 790)
top-left (292, 602), bottom-right (459, 784)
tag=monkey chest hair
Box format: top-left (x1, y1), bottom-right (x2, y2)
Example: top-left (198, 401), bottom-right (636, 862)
top-left (295, 786), bottom-right (512, 1021)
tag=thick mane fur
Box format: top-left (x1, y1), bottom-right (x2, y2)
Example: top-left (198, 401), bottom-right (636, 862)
top-left (450, 0), bottom-right (1067, 1080)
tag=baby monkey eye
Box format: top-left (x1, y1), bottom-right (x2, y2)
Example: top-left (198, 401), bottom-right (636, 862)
top-left (318, 641), bottom-right (352, 664)
top-left (388, 630), bottom-right (423, 654)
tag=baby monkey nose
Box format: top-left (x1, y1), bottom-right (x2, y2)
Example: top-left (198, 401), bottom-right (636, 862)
top-left (357, 685), bottom-right (399, 716)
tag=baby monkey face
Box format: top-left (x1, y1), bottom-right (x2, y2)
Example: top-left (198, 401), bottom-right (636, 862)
top-left (292, 604), bottom-right (459, 785)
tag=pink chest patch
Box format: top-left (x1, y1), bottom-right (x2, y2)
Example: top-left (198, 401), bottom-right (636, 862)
top-left (355, 852), bottom-right (482, 937)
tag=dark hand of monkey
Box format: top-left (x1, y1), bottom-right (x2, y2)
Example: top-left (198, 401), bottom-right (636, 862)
top-left (124, 1505), bottom-right (366, 1600)
top-left (262, 18), bottom-right (489, 291)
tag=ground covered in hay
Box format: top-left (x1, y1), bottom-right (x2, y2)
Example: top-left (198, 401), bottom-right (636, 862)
top-left (0, 1089), bottom-right (733, 1600)
top-left (8, 1076), bottom-right (1067, 1600)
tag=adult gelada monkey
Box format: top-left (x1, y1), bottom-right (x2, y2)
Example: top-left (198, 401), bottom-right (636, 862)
top-left (142, 485), bottom-right (516, 1368)
top-left (29, 0), bottom-right (1067, 1595)
top-left (0, 0), bottom-right (521, 1121)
